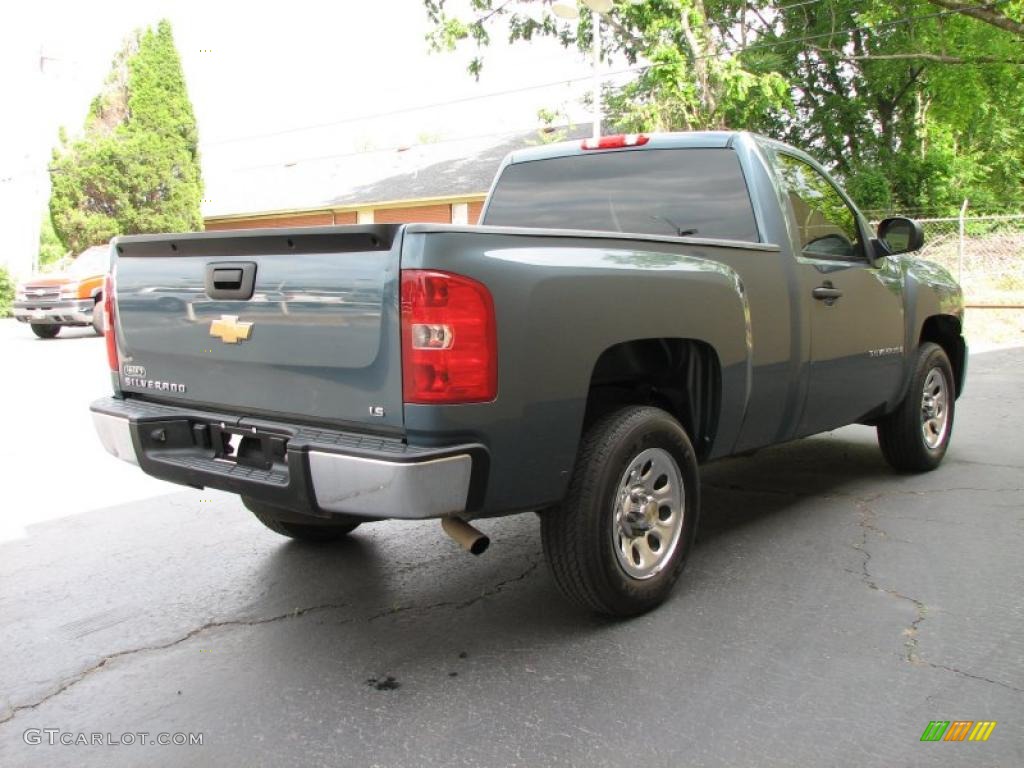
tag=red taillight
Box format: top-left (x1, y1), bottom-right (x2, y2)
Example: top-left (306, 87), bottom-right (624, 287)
top-left (104, 272), bottom-right (118, 372)
top-left (581, 134), bottom-right (650, 150)
top-left (400, 270), bottom-right (497, 404)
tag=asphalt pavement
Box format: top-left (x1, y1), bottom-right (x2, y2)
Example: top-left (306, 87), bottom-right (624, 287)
top-left (0, 318), bottom-right (1021, 767)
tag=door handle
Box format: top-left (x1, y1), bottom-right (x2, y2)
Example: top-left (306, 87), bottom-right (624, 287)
top-left (812, 284), bottom-right (843, 302)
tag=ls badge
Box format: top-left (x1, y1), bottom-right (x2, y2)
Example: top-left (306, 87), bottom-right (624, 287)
top-left (210, 315), bottom-right (253, 344)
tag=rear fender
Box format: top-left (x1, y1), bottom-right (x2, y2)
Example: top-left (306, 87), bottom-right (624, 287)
top-left (401, 229), bottom-right (753, 513)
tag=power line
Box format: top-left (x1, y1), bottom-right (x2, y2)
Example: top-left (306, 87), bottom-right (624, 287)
top-left (201, 70), bottom-right (597, 147)
top-left (201, 0), bottom-right (1007, 150)
top-left (6, 0), bottom-right (1012, 181)
top-left (216, 2), bottom-right (1015, 173)
top-left (203, 1), bottom-right (827, 148)
top-left (725, 1), bottom-right (1016, 58)
top-left (774, 0), bottom-right (831, 10)
top-left (224, 124), bottom-right (573, 172)
top-left (776, 0), bottom-right (826, 9)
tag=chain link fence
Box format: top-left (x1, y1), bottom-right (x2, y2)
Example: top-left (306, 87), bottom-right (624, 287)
top-left (913, 214), bottom-right (1024, 308)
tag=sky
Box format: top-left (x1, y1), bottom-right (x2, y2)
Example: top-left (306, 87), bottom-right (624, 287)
top-left (0, 0), bottom-right (603, 276)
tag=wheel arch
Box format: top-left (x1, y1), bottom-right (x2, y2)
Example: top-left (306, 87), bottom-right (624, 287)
top-left (583, 338), bottom-right (722, 461)
top-left (919, 314), bottom-right (966, 397)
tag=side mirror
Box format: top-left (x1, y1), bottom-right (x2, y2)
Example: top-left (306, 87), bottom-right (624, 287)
top-left (877, 217), bottom-right (924, 256)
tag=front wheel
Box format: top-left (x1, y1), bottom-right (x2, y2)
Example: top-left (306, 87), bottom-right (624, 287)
top-left (31, 324), bottom-right (60, 339)
top-left (92, 300), bottom-right (105, 336)
top-left (242, 497), bottom-right (361, 542)
top-left (541, 405), bottom-right (700, 617)
top-left (877, 342), bottom-right (955, 472)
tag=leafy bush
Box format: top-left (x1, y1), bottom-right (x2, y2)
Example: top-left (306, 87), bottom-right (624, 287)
top-left (38, 214), bottom-right (68, 269)
top-left (0, 266), bottom-right (15, 318)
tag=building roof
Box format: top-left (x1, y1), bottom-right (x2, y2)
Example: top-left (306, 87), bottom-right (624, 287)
top-left (203, 124), bottom-right (593, 220)
top-left (326, 124), bottom-right (593, 207)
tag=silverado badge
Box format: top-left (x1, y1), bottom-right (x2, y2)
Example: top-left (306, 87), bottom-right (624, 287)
top-left (210, 315), bottom-right (253, 344)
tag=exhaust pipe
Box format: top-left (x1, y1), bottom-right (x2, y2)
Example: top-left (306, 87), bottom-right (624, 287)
top-left (441, 517), bottom-right (490, 556)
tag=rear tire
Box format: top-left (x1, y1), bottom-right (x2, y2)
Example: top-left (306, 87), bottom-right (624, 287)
top-left (31, 324), bottom-right (60, 339)
top-left (877, 342), bottom-right (955, 472)
top-left (242, 497), bottom-right (361, 542)
top-left (541, 405), bottom-right (700, 617)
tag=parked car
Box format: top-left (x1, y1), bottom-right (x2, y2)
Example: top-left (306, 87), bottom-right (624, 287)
top-left (90, 131), bottom-right (966, 616)
top-left (14, 245), bottom-right (109, 338)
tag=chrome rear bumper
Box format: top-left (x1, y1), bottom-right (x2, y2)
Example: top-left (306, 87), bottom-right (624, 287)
top-left (90, 397), bottom-right (481, 520)
top-left (308, 451), bottom-right (472, 518)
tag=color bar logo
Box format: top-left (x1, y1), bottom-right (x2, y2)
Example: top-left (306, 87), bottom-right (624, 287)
top-left (920, 721), bottom-right (997, 742)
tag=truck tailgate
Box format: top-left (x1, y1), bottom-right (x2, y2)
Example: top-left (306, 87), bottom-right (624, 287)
top-left (113, 226), bottom-right (403, 430)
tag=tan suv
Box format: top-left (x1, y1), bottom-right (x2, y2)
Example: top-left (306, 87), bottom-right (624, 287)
top-left (14, 245), bottom-right (108, 339)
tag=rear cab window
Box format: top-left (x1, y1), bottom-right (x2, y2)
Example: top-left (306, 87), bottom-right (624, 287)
top-left (483, 148), bottom-right (760, 242)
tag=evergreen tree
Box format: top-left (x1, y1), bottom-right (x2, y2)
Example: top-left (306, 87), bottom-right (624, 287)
top-left (49, 20), bottom-right (202, 254)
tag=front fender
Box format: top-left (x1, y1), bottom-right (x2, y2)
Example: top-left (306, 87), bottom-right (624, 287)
top-left (897, 255), bottom-right (966, 397)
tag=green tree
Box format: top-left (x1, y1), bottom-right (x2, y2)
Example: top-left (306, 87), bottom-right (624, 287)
top-left (49, 20), bottom-right (202, 254)
top-left (37, 213), bottom-right (68, 269)
top-left (426, 0), bottom-right (791, 130)
top-left (424, 1), bottom-right (1024, 215)
top-left (767, 1), bottom-right (1024, 216)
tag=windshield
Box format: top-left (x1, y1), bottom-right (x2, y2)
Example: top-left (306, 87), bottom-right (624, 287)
top-left (67, 246), bottom-right (109, 277)
top-left (483, 148), bottom-right (759, 242)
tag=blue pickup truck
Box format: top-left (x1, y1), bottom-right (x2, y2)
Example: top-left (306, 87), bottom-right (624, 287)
top-left (91, 131), bottom-right (966, 616)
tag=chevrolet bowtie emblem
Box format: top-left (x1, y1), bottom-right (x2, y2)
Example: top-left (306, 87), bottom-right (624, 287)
top-left (210, 315), bottom-right (253, 344)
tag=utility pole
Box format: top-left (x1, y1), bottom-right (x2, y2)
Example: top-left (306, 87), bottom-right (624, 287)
top-left (591, 7), bottom-right (602, 139)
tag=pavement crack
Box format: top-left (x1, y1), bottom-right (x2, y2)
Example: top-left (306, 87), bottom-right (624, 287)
top-left (850, 498), bottom-right (1022, 695)
top-left (456, 559), bottom-right (540, 609)
top-left (921, 662), bottom-right (1024, 694)
top-left (369, 560), bottom-right (540, 621)
top-left (0, 599), bottom-right (350, 726)
top-left (851, 497), bottom-right (926, 664)
top-left (2, 558), bottom-right (541, 724)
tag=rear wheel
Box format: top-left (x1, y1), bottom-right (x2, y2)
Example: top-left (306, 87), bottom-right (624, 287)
top-left (31, 324), bottom-right (60, 339)
top-left (877, 342), bottom-right (955, 472)
top-left (541, 405), bottom-right (700, 617)
top-left (242, 497), bottom-right (361, 542)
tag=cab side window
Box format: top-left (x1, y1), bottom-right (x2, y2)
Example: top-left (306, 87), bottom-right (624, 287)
top-left (774, 153), bottom-right (864, 261)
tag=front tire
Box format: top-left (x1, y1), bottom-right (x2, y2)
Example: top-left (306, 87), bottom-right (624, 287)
top-left (541, 406), bottom-right (700, 617)
top-left (877, 342), bottom-right (955, 472)
top-left (242, 497), bottom-right (361, 542)
top-left (92, 299), bottom-right (105, 336)
top-left (31, 324), bottom-right (60, 339)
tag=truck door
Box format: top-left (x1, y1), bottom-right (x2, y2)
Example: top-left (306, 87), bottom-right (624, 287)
top-left (772, 152), bottom-right (905, 435)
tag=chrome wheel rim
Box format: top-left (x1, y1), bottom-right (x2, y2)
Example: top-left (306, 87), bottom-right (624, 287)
top-left (921, 367), bottom-right (949, 450)
top-left (612, 447), bottom-right (684, 580)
